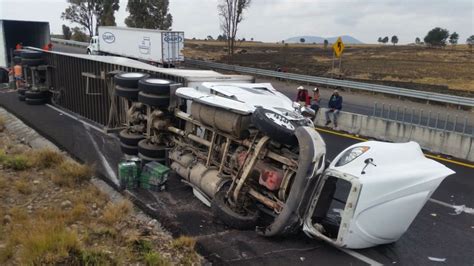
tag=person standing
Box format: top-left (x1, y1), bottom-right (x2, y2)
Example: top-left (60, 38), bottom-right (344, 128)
top-left (325, 90), bottom-right (343, 127)
top-left (295, 86), bottom-right (311, 106)
top-left (310, 87), bottom-right (320, 114)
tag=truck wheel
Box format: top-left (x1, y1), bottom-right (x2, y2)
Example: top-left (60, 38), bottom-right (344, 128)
top-left (114, 72), bottom-right (150, 88)
top-left (20, 51), bottom-right (43, 59)
top-left (21, 58), bottom-right (44, 67)
top-left (17, 88), bottom-right (27, 96)
top-left (251, 107), bottom-right (306, 146)
top-left (18, 95), bottom-right (26, 101)
top-left (115, 86), bottom-right (139, 101)
top-left (25, 90), bottom-right (50, 99)
top-left (138, 139), bottom-right (166, 158)
top-left (138, 78), bottom-right (172, 95)
top-left (138, 91), bottom-right (169, 108)
top-left (119, 129), bottom-right (145, 146)
top-left (25, 98), bottom-right (48, 105)
top-left (211, 187), bottom-right (259, 230)
top-left (120, 142), bottom-right (138, 156)
top-left (138, 153), bottom-right (167, 165)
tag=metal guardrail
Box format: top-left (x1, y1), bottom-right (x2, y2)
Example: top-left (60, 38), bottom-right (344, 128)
top-left (52, 37), bottom-right (89, 47)
top-left (185, 59), bottom-right (474, 108)
top-left (52, 38), bottom-right (474, 108)
top-left (372, 103), bottom-right (473, 136)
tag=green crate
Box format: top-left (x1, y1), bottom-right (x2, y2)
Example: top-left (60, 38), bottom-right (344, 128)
top-left (139, 161), bottom-right (169, 191)
top-left (118, 161), bottom-right (139, 189)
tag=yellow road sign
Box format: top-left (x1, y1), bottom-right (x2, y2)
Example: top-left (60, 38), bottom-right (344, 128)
top-left (332, 37), bottom-right (345, 57)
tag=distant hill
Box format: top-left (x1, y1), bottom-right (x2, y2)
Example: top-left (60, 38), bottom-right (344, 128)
top-left (285, 35), bottom-right (363, 44)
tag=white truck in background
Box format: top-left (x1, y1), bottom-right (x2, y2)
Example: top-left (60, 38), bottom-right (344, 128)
top-left (87, 26), bottom-right (184, 66)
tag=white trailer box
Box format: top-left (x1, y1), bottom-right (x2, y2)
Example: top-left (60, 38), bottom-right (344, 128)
top-left (92, 26), bottom-right (184, 65)
top-left (0, 19), bottom-right (50, 67)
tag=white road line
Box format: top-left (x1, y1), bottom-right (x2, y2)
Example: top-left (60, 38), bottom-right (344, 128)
top-left (338, 248), bottom-right (383, 266)
top-left (429, 198), bottom-right (474, 215)
top-left (46, 104), bottom-right (104, 133)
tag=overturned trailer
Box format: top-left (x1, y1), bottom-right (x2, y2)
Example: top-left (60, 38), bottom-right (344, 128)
top-left (22, 49), bottom-right (454, 249)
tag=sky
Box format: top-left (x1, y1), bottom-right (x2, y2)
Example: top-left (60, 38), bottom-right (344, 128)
top-left (0, 0), bottom-right (472, 44)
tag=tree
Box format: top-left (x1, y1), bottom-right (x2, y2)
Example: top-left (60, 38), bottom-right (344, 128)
top-left (61, 0), bottom-right (119, 38)
top-left (424, 27), bottom-right (449, 47)
top-left (377, 37), bottom-right (382, 44)
top-left (218, 0), bottom-right (252, 56)
top-left (71, 27), bottom-right (89, 42)
top-left (467, 35), bottom-right (474, 51)
top-left (62, 24), bottom-right (72, 40)
top-left (250, 37), bottom-right (254, 41)
top-left (125, 0), bottom-right (172, 30)
top-left (449, 32), bottom-right (459, 46)
top-left (382, 36), bottom-right (389, 44)
top-left (391, 35), bottom-right (398, 45)
top-left (300, 38), bottom-right (305, 43)
top-left (415, 37), bottom-right (421, 45)
top-left (324, 39), bottom-right (329, 49)
top-left (207, 35), bottom-right (214, 41)
top-left (61, 0), bottom-right (95, 37)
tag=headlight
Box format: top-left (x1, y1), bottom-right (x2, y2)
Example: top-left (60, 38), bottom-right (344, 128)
top-left (335, 146), bottom-right (370, 167)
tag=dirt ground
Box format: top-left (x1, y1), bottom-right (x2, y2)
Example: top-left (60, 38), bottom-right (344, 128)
top-left (0, 116), bottom-right (200, 265)
top-left (184, 41), bottom-right (474, 96)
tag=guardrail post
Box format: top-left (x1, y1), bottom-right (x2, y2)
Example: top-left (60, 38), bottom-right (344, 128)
top-left (402, 107), bottom-right (407, 122)
top-left (427, 111), bottom-right (431, 127)
top-left (444, 114), bottom-right (449, 130)
top-left (373, 102), bottom-right (377, 116)
top-left (435, 113), bottom-right (440, 129)
top-left (453, 115), bottom-right (458, 132)
top-left (381, 103), bottom-right (385, 118)
top-left (419, 110), bottom-right (423, 125)
top-left (388, 105), bottom-right (392, 120)
top-left (462, 117), bottom-right (467, 134)
top-left (410, 108), bottom-right (415, 124)
top-left (395, 106), bottom-right (400, 121)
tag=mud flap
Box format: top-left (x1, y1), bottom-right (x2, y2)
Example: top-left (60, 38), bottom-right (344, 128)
top-left (257, 126), bottom-right (326, 236)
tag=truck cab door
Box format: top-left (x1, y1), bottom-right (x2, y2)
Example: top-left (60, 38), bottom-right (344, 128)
top-left (88, 37), bottom-right (99, 55)
top-left (302, 141), bottom-right (454, 249)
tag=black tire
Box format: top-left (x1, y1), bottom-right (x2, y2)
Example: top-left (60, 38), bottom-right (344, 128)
top-left (21, 58), bottom-right (44, 66)
top-left (25, 98), bottom-right (48, 105)
top-left (20, 51), bottom-right (43, 59)
top-left (138, 139), bottom-right (166, 158)
top-left (115, 86), bottom-right (139, 100)
top-left (18, 95), bottom-right (26, 101)
top-left (13, 50), bottom-right (25, 56)
top-left (211, 187), bottom-right (259, 230)
top-left (251, 107), bottom-right (305, 146)
top-left (138, 78), bottom-right (171, 95)
top-left (138, 91), bottom-right (169, 108)
top-left (13, 56), bottom-right (22, 64)
top-left (25, 90), bottom-right (50, 99)
top-left (114, 72), bottom-right (149, 88)
top-left (17, 88), bottom-right (27, 96)
top-left (119, 129), bottom-right (145, 146)
top-left (138, 153), bottom-right (166, 165)
top-left (120, 143), bottom-right (138, 156)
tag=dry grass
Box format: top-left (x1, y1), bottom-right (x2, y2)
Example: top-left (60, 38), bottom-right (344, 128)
top-left (29, 149), bottom-right (65, 169)
top-left (101, 199), bottom-right (133, 225)
top-left (0, 153), bottom-right (31, 171)
top-left (0, 115), bottom-right (5, 132)
top-left (49, 160), bottom-right (93, 187)
top-left (171, 236), bottom-right (198, 265)
top-left (14, 179), bottom-right (32, 195)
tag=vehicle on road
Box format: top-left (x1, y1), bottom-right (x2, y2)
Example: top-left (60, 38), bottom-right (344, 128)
top-left (87, 26), bottom-right (184, 66)
top-left (0, 19), bottom-right (50, 67)
top-left (114, 73), bottom-right (455, 249)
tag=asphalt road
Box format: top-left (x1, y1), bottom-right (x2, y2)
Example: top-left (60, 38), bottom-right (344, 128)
top-left (0, 91), bottom-right (472, 265)
top-left (51, 42), bottom-right (474, 135)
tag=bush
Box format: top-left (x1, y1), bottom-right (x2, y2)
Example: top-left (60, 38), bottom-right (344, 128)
top-left (30, 149), bottom-right (65, 169)
top-left (50, 160), bottom-right (92, 187)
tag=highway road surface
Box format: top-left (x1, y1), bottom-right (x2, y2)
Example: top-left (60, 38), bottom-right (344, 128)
top-left (0, 91), bottom-right (472, 265)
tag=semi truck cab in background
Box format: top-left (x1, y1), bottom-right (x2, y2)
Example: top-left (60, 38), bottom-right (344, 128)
top-left (87, 26), bottom-right (184, 67)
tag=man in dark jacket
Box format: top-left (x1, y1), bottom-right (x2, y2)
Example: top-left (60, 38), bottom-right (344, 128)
top-left (325, 90), bottom-right (343, 127)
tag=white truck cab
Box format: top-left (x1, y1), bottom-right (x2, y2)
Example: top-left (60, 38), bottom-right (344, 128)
top-left (87, 36), bottom-right (99, 55)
